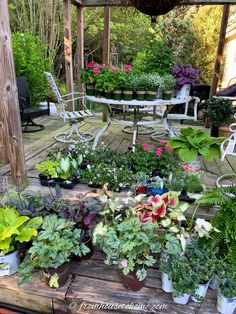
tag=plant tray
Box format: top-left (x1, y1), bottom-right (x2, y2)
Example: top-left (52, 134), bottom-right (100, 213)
top-left (39, 174), bottom-right (77, 189)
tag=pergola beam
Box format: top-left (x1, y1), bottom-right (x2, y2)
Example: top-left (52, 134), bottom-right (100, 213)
top-left (72, 0), bottom-right (83, 5)
top-left (82, 0), bottom-right (236, 6)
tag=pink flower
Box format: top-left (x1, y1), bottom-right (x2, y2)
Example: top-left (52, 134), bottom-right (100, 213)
top-left (124, 65), bottom-right (132, 71)
top-left (87, 61), bottom-right (95, 68)
top-left (111, 67), bottom-right (117, 72)
top-left (156, 147), bottom-right (163, 157)
top-left (165, 145), bottom-right (173, 151)
top-left (159, 140), bottom-right (166, 145)
top-left (183, 164), bottom-right (189, 171)
top-left (151, 196), bottom-right (160, 203)
top-left (121, 260), bottom-right (128, 268)
top-left (143, 143), bottom-right (149, 149)
top-left (93, 67), bottom-right (100, 74)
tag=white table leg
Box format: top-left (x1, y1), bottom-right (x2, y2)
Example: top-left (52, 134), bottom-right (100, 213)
top-left (92, 121), bottom-right (111, 150)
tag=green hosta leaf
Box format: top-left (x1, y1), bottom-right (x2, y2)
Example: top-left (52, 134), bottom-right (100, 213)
top-left (49, 273), bottom-right (59, 288)
top-left (60, 157), bottom-right (71, 173)
top-left (77, 155), bottom-right (83, 166)
top-left (199, 145), bottom-right (220, 161)
top-left (178, 147), bottom-right (198, 163)
top-left (165, 234), bottom-right (182, 255)
top-left (136, 268), bottom-right (147, 281)
top-left (71, 159), bottom-right (78, 170)
top-left (15, 226), bottom-right (38, 242)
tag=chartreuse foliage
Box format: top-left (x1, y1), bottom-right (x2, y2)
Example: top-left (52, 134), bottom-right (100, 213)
top-left (167, 128), bottom-right (224, 163)
top-left (18, 215), bottom-right (90, 288)
top-left (0, 207), bottom-right (42, 254)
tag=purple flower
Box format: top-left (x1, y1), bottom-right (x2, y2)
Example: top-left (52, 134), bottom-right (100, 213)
top-left (121, 260), bottom-right (128, 268)
top-left (171, 64), bottom-right (200, 89)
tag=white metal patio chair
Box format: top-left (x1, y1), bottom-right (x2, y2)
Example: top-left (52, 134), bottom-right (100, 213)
top-left (44, 72), bottom-right (95, 144)
top-left (216, 115), bottom-right (236, 187)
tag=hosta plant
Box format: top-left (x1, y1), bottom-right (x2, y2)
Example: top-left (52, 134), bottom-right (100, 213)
top-left (167, 128), bottom-right (225, 163)
top-left (0, 207), bottom-right (42, 254)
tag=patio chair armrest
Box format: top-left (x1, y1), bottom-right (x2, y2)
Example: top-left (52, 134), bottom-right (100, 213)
top-left (18, 96), bottom-right (26, 111)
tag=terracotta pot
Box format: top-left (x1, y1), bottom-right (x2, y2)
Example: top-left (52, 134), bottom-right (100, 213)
top-left (120, 271), bottom-right (145, 291)
top-left (44, 263), bottom-right (70, 288)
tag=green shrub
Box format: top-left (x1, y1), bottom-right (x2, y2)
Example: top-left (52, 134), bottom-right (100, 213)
top-left (12, 32), bottom-right (52, 106)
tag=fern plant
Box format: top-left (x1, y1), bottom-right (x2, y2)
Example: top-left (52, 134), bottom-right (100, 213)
top-left (195, 186), bottom-right (236, 264)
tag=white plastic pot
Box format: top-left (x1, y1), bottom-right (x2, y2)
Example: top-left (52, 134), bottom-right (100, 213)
top-left (176, 84), bottom-right (191, 99)
top-left (0, 250), bottom-right (20, 276)
top-left (191, 280), bottom-right (210, 302)
top-left (39, 102), bottom-right (57, 115)
top-left (217, 292), bottom-right (236, 314)
top-left (161, 272), bottom-right (173, 293)
top-left (172, 293), bottom-right (190, 305)
top-left (209, 277), bottom-right (219, 290)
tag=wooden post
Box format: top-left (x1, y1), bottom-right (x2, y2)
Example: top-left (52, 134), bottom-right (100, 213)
top-left (0, 0), bottom-right (27, 186)
top-left (210, 4), bottom-right (230, 97)
top-left (77, 4), bottom-right (84, 110)
top-left (102, 5), bottom-right (111, 121)
top-left (63, 0), bottom-right (74, 110)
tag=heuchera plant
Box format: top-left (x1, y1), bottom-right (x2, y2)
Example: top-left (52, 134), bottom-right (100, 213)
top-left (171, 64), bottom-right (200, 90)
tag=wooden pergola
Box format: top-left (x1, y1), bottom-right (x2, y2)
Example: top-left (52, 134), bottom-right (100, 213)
top-left (0, 0), bottom-right (235, 186)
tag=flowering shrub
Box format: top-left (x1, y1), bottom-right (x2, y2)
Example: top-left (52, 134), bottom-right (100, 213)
top-left (171, 64), bottom-right (200, 89)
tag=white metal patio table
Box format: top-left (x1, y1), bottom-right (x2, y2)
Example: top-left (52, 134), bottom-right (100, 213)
top-left (86, 96), bottom-right (191, 150)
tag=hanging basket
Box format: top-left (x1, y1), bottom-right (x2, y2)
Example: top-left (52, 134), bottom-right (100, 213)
top-left (126, 0), bottom-right (185, 16)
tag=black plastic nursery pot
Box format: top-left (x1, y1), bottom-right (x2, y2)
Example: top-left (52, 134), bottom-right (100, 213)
top-left (210, 125), bottom-right (219, 137)
top-left (178, 190), bottom-right (196, 204)
top-left (120, 271), bottom-right (145, 291)
top-left (44, 263), bottom-right (70, 288)
top-left (105, 91), bottom-right (112, 99)
top-left (38, 173), bottom-right (56, 187)
top-left (86, 85), bottom-right (95, 96)
top-left (122, 89), bottom-right (134, 101)
top-left (53, 177), bottom-right (77, 189)
top-left (162, 91), bottom-right (172, 100)
top-left (146, 88), bottom-right (157, 101)
top-left (95, 89), bottom-right (104, 98)
top-left (135, 88), bottom-right (146, 101)
top-left (112, 89), bottom-right (122, 101)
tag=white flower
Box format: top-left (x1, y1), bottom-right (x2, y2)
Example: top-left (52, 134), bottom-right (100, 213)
top-left (194, 218), bottom-right (215, 237)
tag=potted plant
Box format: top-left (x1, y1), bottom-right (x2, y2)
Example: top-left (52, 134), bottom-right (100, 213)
top-left (0, 206), bottom-right (42, 276)
top-left (168, 253), bottom-right (197, 305)
top-left (36, 152), bottom-right (83, 189)
top-left (160, 74), bottom-right (176, 100)
top-left (131, 171), bottom-right (150, 194)
top-left (18, 215), bottom-right (90, 288)
top-left (171, 64), bottom-right (200, 98)
top-left (159, 253), bottom-right (173, 293)
top-left (80, 61), bottom-right (99, 96)
top-left (143, 73), bottom-right (160, 101)
top-left (133, 74), bottom-right (146, 101)
top-left (203, 97), bottom-right (235, 137)
top-left (147, 176), bottom-right (166, 195)
top-left (216, 260), bottom-right (236, 314)
top-left (167, 128), bottom-right (224, 168)
top-left (93, 206), bottom-right (161, 291)
top-left (186, 240), bottom-right (218, 302)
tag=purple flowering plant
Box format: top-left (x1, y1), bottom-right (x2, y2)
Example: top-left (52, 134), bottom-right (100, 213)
top-left (171, 64), bottom-right (200, 90)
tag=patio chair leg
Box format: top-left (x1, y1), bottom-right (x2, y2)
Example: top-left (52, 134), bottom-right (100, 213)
top-left (55, 122), bottom-right (94, 144)
top-left (92, 121), bottom-right (111, 150)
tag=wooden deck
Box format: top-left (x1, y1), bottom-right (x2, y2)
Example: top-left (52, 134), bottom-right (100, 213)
top-left (0, 114), bottom-right (236, 314)
top-left (0, 250), bottom-right (220, 314)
